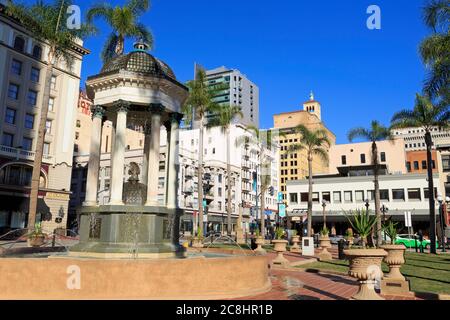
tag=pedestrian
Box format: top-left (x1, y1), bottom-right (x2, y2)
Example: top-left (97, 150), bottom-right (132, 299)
top-left (418, 230), bottom-right (424, 253)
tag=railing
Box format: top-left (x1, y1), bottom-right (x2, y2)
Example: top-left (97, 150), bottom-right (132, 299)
top-left (0, 145), bottom-right (53, 163)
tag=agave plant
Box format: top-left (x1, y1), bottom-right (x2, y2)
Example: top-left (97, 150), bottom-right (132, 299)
top-left (320, 226), bottom-right (329, 237)
top-left (344, 209), bottom-right (378, 248)
top-left (255, 228), bottom-right (260, 237)
top-left (382, 221), bottom-right (399, 245)
top-left (275, 228), bottom-right (284, 240)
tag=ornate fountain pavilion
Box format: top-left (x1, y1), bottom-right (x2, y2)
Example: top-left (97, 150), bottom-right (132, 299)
top-left (70, 42), bottom-right (189, 258)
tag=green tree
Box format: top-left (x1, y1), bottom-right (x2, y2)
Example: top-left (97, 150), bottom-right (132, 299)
top-left (391, 93), bottom-right (449, 254)
top-left (289, 125), bottom-right (330, 237)
top-left (87, 0), bottom-right (152, 63)
top-left (5, 0), bottom-right (92, 233)
top-left (182, 69), bottom-right (227, 235)
top-left (207, 105), bottom-right (243, 236)
top-left (420, 0), bottom-right (449, 102)
top-left (348, 121), bottom-right (393, 247)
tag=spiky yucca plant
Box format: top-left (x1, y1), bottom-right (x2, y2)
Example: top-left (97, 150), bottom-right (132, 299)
top-left (344, 209), bottom-right (378, 248)
top-left (382, 221), bottom-right (399, 245)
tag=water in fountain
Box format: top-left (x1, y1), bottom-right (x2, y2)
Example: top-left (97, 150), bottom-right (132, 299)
top-left (205, 234), bottom-right (256, 256)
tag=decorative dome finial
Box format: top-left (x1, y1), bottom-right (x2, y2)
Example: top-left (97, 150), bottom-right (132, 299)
top-left (133, 39), bottom-right (150, 51)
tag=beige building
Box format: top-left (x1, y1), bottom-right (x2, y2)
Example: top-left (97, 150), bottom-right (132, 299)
top-left (0, 5), bottom-right (89, 234)
top-left (273, 93), bottom-right (336, 200)
top-left (329, 138), bottom-right (407, 175)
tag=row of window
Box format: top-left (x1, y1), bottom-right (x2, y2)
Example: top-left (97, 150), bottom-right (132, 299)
top-left (13, 35), bottom-right (43, 60)
top-left (1, 133), bottom-right (50, 154)
top-left (4, 108), bottom-right (52, 132)
top-left (406, 160), bottom-right (436, 172)
top-left (7, 78), bottom-right (57, 104)
top-left (341, 152), bottom-right (386, 165)
top-left (289, 187), bottom-right (437, 205)
top-left (11, 59), bottom-right (42, 82)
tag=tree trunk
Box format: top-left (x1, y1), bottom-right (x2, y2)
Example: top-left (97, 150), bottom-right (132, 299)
top-left (307, 152), bottom-right (313, 237)
top-left (425, 131), bottom-right (437, 254)
top-left (226, 127), bottom-right (232, 236)
top-left (115, 35), bottom-right (124, 55)
top-left (197, 114), bottom-right (204, 235)
top-left (28, 48), bottom-right (55, 231)
top-left (372, 142), bottom-right (382, 247)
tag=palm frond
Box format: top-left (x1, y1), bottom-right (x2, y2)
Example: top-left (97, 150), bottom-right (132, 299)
top-left (101, 32), bottom-right (119, 63)
top-left (126, 0), bottom-right (150, 16)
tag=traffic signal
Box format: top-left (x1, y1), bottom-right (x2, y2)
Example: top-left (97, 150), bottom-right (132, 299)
top-left (269, 186), bottom-right (274, 197)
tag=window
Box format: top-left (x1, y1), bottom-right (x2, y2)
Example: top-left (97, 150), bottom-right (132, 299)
top-left (341, 155), bottom-right (347, 165)
top-left (413, 161), bottom-right (419, 170)
top-left (2, 133), bottom-right (14, 147)
top-left (5, 108), bottom-right (16, 125)
top-left (76, 120), bottom-right (81, 128)
top-left (218, 174), bottom-right (223, 183)
top-left (355, 190), bottom-right (365, 202)
top-left (360, 154), bottom-right (366, 164)
top-left (380, 189), bottom-right (389, 201)
top-left (367, 190), bottom-right (375, 201)
top-left (408, 188), bottom-right (421, 200)
top-left (24, 114), bottom-right (34, 129)
top-left (48, 97), bottom-right (55, 112)
top-left (333, 191), bottom-right (341, 203)
top-left (22, 137), bottom-right (33, 151)
top-left (45, 120), bottom-right (52, 134)
top-left (8, 84), bottom-right (19, 100)
top-left (74, 144), bottom-right (79, 152)
top-left (289, 193), bottom-right (298, 204)
top-left (14, 36), bottom-right (25, 52)
top-left (406, 162), bottom-right (411, 172)
top-left (380, 152), bottom-right (386, 162)
top-left (432, 160), bottom-right (436, 169)
top-left (104, 179), bottom-right (110, 191)
top-left (344, 191), bottom-right (353, 203)
top-left (312, 192), bottom-right (320, 203)
top-left (43, 143), bottom-right (50, 155)
top-left (11, 59), bottom-right (22, 75)
top-left (50, 75), bottom-right (57, 89)
top-left (218, 187), bottom-right (222, 197)
top-left (27, 90), bottom-right (38, 106)
top-left (422, 161), bottom-right (427, 169)
top-left (322, 192), bottom-right (331, 202)
top-left (32, 45), bottom-right (42, 59)
top-left (30, 68), bottom-right (40, 82)
top-left (424, 188), bottom-right (438, 199)
top-left (75, 132), bottom-right (79, 140)
top-left (392, 189), bottom-right (405, 201)
top-left (300, 193), bottom-right (309, 203)
top-left (442, 155), bottom-right (450, 172)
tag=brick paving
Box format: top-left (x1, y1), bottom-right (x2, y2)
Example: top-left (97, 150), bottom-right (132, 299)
top-left (239, 247), bottom-right (424, 300)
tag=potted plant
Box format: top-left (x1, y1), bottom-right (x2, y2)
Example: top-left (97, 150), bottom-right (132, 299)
top-left (272, 228), bottom-right (289, 265)
top-left (254, 228), bottom-right (266, 254)
top-left (28, 222), bottom-right (46, 247)
top-left (318, 226), bottom-right (332, 261)
top-left (343, 209), bottom-right (387, 300)
top-left (290, 230), bottom-right (301, 253)
top-left (345, 228), bottom-right (354, 246)
top-left (192, 227), bottom-right (204, 248)
top-left (380, 221), bottom-right (406, 281)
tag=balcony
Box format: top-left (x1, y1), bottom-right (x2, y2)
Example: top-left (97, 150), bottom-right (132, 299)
top-left (183, 186), bottom-right (194, 194)
top-left (0, 145), bottom-right (53, 164)
top-left (185, 167), bottom-right (195, 178)
top-left (242, 160), bottom-right (251, 169)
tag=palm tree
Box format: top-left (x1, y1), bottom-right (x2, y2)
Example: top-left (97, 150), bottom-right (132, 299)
top-left (5, 0), bottom-right (92, 232)
top-left (182, 69), bottom-right (227, 235)
top-left (207, 105), bottom-right (243, 236)
top-left (348, 121), bottom-right (393, 247)
top-left (87, 0), bottom-right (152, 63)
top-left (289, 125), bottom-right (330, 237)
top-left (391, 93), bottom-right (449, 254)
top-left (420, 0), bottom-right (449, 102)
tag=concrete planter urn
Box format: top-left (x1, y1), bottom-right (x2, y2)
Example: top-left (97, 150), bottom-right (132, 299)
top-left (290, 235), bottom-right (301, 253)
top-left (344, 249), bottom-right (387, 300)
top-left (272, 239), bottom-right (289, 266)
top-left (191, 237), bottom-right (204, 249)
top-left (318, 235), bottom-right (332, 261)
top-left (380, 245), bottom-right (406, 280)
top-left (28, 235), bottom-right (46, 247)
top-left (254, 236), bottom-right (266, 254)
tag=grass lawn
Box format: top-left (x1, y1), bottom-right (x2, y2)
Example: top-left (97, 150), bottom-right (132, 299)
top-left (296, 252), bottom-right (450, 295)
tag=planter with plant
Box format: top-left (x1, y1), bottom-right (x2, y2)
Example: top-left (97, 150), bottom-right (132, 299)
top-left (290, 230), bottom-right (301, 253)
top-left (318, 226), bottom-right (332, 261)
top-left (345, 228), bottom-right (354, 246)
top-left (380, 221), bottom-right (406, 281)
top-left (254, 228), bottom-right (266, 254)
top-left (192, 227), bottom-right (204, 248)
top-left (28, 222), bottom-right (46, 247)
top-left (343, 209), bottom-right (387, 300)
top-left (272, 228), bottom-right (289, 265)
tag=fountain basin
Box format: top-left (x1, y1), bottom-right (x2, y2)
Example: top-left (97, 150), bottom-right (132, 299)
top-left (0, 250), bottom-right (271, 300)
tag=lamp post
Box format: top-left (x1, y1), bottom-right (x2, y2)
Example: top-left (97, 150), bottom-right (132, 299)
top-left (437, 195), bottom-right (448, 253)
top-left (381, 204), bottom-right (389, 242)
top-left (364, 199), bottom-right (370, 215)
top-left (321, 200), bottom-right (327, 230)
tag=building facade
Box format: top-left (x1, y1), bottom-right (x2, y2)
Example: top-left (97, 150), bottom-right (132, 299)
top-left (0, 5), bottom-right (89, 234)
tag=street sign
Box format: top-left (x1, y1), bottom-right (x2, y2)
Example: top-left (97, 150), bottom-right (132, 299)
top-left (203, 200), bottom-right (207, 208)
top-left (279, 204), bottom-right (286, 218)
top-left (292, 217), bottom-right (301, 221)
top-left (404, 211), bottom-right (412, 228)
top-left (265, 210), bottom-right (272, 216)
top-left (278, 192), bottom-right (283, 202)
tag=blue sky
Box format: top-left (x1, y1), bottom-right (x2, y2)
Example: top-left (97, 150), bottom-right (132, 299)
top-left (30, 0), bottom-right (431, 143)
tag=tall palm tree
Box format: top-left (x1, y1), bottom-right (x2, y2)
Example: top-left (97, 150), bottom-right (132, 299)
top-left (182, 69), bottom-right (227, 235)
top-left (420, 0), bottom-right (449, 102)
top-left (391, 93), bottom-right (449, 254)
top-left (207, 105), bottom-right (243, 236)
top-left (348, 121), bottom-right (393, 247)
top-left (87, 0), bottom-right (152, 63)
top-left (5, 0), bottom-right (92, 232)
top-left (289, 125), bottom-right (330, 237)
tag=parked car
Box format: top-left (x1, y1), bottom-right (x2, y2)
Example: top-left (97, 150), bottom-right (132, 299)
top-left (329, 235), bottom-right (345, 244)
top-left (394, 234), bottom-right (438, 249)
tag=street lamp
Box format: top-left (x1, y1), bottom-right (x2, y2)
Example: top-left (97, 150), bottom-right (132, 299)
top-left (364, 199), bottom-right (370, 215)
top-left (437, 195), bottom-right (448, 253)
top-left (321, 200), bottom-right (328, 230)
top-left (381, 204), bottom-right (389, 241)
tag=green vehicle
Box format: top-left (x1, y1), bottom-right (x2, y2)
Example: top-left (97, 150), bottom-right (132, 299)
top-left (394, 234), bottom-right (438, 249)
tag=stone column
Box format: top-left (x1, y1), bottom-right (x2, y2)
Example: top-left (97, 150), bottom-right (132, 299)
top-left (83, 105), bottom-right (104, 206)
top-left (109, 100), bottom-right (129, 205)
top-left (163, 121), bottom-right (171, 206)
top-left (167, 113), bottom-right (182, 209)
top-left (142, 123), bottom-right (152, 188)
top-left (145, 104), bottom-right (164, 206)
